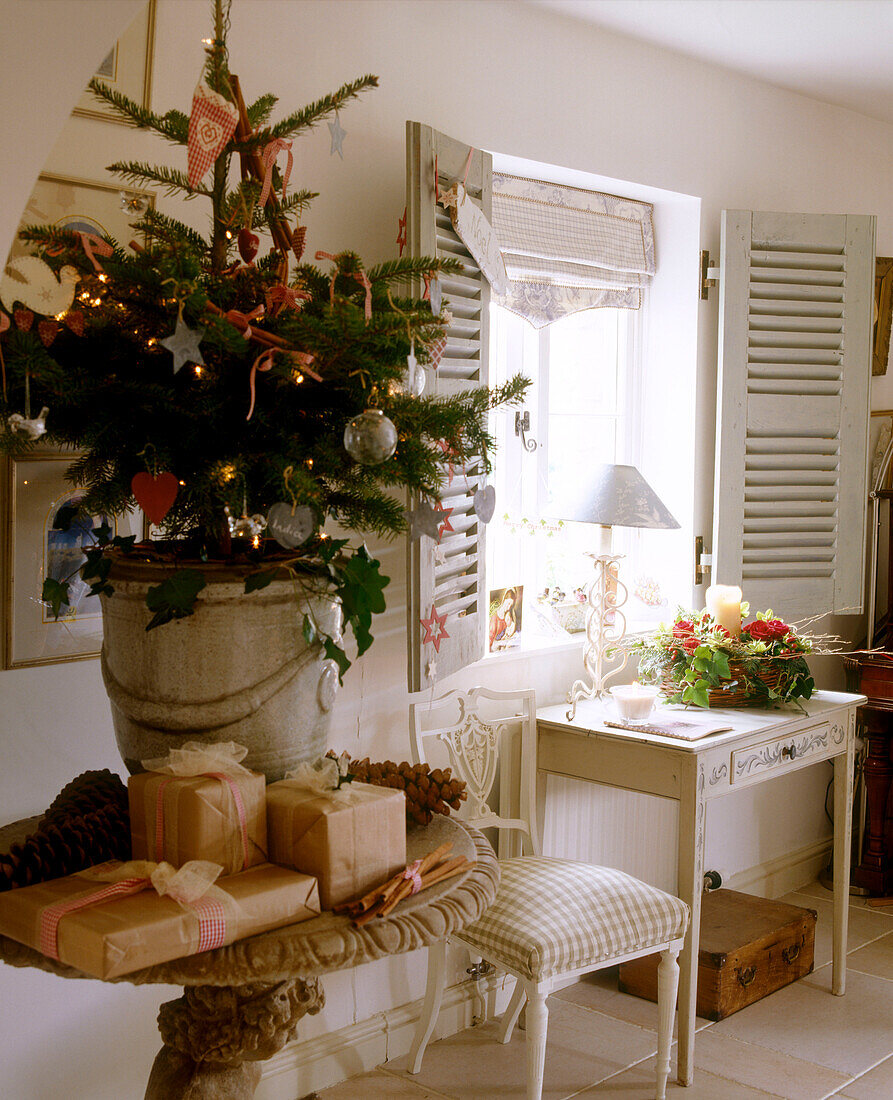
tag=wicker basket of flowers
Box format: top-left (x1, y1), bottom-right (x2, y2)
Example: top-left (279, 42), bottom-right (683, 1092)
top-left (633, 609), bottom-right (821, 709)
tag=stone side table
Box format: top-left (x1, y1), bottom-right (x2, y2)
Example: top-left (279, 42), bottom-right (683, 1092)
top-left (0, 816), bottom-right (498, 1099)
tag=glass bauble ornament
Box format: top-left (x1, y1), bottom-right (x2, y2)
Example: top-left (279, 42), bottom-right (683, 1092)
top-left (343, 409), bottom-right (398, 464)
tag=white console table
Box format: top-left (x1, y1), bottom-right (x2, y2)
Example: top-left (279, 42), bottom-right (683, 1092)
top-left (536, 689), bottom-right (864, 1087)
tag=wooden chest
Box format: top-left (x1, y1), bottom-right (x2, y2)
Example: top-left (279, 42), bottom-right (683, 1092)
top-left (618, 889), bottom-right (816, 1021)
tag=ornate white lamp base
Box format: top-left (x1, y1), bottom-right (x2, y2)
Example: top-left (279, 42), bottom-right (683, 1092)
top-left (566, 551), bottom-right (629, 721)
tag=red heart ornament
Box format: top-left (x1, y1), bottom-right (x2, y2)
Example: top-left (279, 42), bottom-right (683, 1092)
top-left (237, 228), bottom-right (259, 263)
top-left (131, 472), bottom-right (180, 526)
top-left (38, 320), bottom-right (59, 347)
top-left (64, 310), bottom-right (85, 337)
top-left (14, 309), bottom-right (34, 332)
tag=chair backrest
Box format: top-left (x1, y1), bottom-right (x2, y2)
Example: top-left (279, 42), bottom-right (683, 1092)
top-left (409, 685), bottom-right (541, 857)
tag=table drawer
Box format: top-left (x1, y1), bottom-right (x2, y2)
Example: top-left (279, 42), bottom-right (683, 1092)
top-left (731, 719), bottom-right (843, 786)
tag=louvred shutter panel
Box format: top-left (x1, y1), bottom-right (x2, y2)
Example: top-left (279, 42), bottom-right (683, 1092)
top-left (406, 122), bottom-right (491, 691)
top-left (713, 210), bottom-right (874, 622)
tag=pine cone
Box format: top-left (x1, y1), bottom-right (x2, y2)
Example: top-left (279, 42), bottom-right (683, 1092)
top-left (0, 772), bottom-right (132, 892)
top-left (291, 225), bottom-right (307, 262)
top-left (349, 757), bottom-right (467, 826)
top-left (41, 769), bottom-right (128, 831)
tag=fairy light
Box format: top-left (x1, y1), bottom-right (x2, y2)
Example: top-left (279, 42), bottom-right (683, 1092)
top-left (179, 480), bottom-right (186, 487)
top-left (79, 292), bottom-right (90, 303)
top-left (98, 274), bottom-right (109, 283)
top-left (54, 312), bottom-right (66, 321)
top-left (225, 230), bottom-right (233, 240)
top-left (252, 534), bottom-right (260, 549)
top-left (292, 370), bottom-right (304, 384)
top-left (306, 458), bottom-right (314, 469)
top-left (194, 364), bottom-right (203, 377)
top-left (92, 298), bottom-right (102, 307)
top-left (201, 36), bottom-right (214, 45)
top-left (148, 337), bottom-right (158, 348)
top-left (219, 464), bottom-right (237, 482)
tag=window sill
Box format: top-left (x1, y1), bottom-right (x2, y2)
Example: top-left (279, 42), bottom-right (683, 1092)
top-left (482, 632), bottom-right (585, 664)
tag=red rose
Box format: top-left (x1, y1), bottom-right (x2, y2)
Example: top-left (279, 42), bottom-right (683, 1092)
top-left (743, 619), bottom-right (773, 641)
top-left (744, 618), bottom-right (792, 642)
top-left (672, 620), bottom-right (694, 638)
top-left (682, 636), bottom-right (699, 654)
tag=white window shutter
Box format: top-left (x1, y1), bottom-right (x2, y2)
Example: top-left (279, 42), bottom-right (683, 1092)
top-left (406, 122), bottom-right (492, 691)
top-left (713, 209), bottom-right (875, 621)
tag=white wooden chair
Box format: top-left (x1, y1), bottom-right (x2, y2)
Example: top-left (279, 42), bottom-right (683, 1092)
top-left (407, 686), bottom-right (689, 1100)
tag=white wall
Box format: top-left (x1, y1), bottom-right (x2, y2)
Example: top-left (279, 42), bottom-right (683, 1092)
top-left (2, 2), bottom-right (893, 1096)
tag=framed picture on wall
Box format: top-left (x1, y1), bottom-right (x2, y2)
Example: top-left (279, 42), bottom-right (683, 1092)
top-left (874, 257), bottom-right (893, 377)
top-left (7, 173), bottom-right (155, 264)
top-left (72, 0), bottom-right (156, 124)
top-left (488, 585), bottom-right (523, 651)
top-left (1, 449), bottom-right (143, 669)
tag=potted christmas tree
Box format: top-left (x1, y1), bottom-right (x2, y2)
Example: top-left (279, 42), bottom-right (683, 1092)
top-left (0, 0), bottom-right (526, 778)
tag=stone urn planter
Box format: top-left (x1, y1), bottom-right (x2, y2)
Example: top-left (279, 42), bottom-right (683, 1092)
top-left (100, 558), bottom-right (341, 781)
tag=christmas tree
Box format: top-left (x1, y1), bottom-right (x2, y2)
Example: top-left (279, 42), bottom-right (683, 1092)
top-left (0, 0), bottom-right (527, 676)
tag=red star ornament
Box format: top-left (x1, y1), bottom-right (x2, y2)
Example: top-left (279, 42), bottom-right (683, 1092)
top-left (420, 604), bottom-right (450, 652)
top-left (396, 207), bottom-right (407, 256)
top-left (434, 500), bottom-right (454, 541)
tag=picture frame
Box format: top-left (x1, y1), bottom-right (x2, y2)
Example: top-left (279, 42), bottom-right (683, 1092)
top-left (72, 0), bottom-right (156, 124)
top-left (873, 257), bottom-right (893, 377)
top-left (1, 449), bottom-right (143, 669)
top-left (488, 585), bottom-right (523, 651)
top-left (7, 173), bottom-right (155, 264)
top-left (870, 410), bottom-right (893, 491)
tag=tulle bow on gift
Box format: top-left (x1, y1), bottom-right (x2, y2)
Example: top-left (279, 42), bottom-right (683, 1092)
top-left (284, 752), bottom-right (359, 798)
top-left (141, 740), bottom-right (254, 778)
top-left (39, 860), bottom-right (229, 962)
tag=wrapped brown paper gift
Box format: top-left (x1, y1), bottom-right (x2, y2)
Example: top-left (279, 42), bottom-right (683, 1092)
top-left (0, 859), bottom-right (319, 980)
top-left (129, 741), bottom-right (267, 873)
top-left (266, 780), bottom-right (406, 909)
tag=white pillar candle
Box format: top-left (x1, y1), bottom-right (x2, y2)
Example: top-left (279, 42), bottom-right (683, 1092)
top-left (610, 683), bottom-right (659, 722)
top-left (706, 584), bottom-right (742, 636)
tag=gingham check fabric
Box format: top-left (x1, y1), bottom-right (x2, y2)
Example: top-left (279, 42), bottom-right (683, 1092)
top-left (187, 83), bottom-right (239, 188)
top-left (457, 858), bottom-right (689, 982)
top-left (490, 173), bottom-right (655, 326)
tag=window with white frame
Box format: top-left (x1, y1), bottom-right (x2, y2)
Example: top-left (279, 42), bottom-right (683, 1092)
top-left (483, 163), bottom-right (701, 655)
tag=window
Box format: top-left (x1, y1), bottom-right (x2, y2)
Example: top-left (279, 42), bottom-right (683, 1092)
top-left (475, 157), bottom-right (704, 660)
top-left (487, 300), bottom-right (681, 651)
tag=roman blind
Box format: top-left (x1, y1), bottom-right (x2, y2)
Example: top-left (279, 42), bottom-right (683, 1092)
top-left (490, 173), bottom-right (655, 328)
top-left (713, 209), bottom-right (875, 621)
top-left (406, 122), bottom-right (492, 691)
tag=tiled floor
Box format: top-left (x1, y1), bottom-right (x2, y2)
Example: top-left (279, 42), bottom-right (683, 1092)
top-left (312, 882), bottom-right (893, 1099)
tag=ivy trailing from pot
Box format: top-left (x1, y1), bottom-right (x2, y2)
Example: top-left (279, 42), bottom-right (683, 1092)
top-left (0, 0), bottom-right (528, 685)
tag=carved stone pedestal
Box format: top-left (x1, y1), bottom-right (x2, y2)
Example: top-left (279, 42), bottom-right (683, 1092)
top-left (146, 979), bottom-right (324, 1100)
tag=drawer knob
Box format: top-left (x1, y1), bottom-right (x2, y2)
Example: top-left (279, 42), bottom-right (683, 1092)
top-left (782, 943), bottom-right (801, 964)
top-left (781, 744), bottom-right (797, 760)
top-left (737, 965), bottom-right (757, 987)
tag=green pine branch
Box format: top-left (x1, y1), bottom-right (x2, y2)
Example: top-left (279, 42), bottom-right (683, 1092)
top-left (236, 74), bottom-right (379, 145)
top-left (247, 93), bottom-right (278, 129)
top-left (87, 80), bottom-right (189, 143)
top-left (107, 161), bottom-right (211, 198)
top-left (138, 209), bottom-right (210, 254)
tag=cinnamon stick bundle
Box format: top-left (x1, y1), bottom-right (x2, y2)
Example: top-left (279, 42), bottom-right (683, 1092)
top-left (333, 842), bottom-right (473, 926)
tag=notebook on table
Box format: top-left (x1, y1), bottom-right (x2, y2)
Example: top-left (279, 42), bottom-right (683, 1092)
top-left (604, 718), bottom-right (733, 741)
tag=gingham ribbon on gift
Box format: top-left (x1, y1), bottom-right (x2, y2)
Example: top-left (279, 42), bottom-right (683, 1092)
top-left (37, 861), bottom-right (229, 962)
top-left (154, 772), bottom-right (251, 870)
top-left (39, 876), bottom-right (149, 961)
top-left (187, 83), bottom-right (239, 189)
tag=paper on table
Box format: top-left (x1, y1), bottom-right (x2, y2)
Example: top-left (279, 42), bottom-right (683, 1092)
top-left (605, 718), bottom-right (733, 740)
